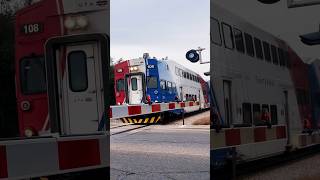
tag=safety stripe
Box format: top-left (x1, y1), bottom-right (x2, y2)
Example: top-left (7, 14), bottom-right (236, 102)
top-left (58, 139), bottom-right (101, 170)
top-left (120, 116), bottom-right (162, 124)
top-left (152, 104), bottom-right (161, 112)
top-left (110, 101), bottom-right (206, 119)
top-left (128, 106), bottom-right (142, 116)
top-left (0, 146), bottom-right (8, 178)
top-left (297, 133), bottom-right (320, 147)
top-left (211, 125), bottom-right (287, 149)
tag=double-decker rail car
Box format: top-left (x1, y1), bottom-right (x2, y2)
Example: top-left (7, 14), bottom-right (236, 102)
top-left (211, 2), bottom-right (320, 168)
top-left (114, 54), bottom-right (210, 123)
top-left (15, 0), bottom-right (109, 136)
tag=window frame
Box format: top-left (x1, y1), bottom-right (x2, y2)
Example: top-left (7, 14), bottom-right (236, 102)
top-left (234, 27), bottom-right (245, 53)
top-left (254, 37), bottom-right (264, 60)
top-left (221, 22), bottom-right (235, 50)
top-left (20, 56), bottom-right (47, 95)
top-left (244, 33), bottom-right (255, 57)
top-left (210, 17), bottom-right (222, 46)
top-left (263, 41), bottom-right (271, 62)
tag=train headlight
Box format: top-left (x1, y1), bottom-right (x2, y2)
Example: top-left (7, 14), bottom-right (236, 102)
top-left (21, 101), bottom-right (31, 111)
top-left (154, 90), bottom-right (158, 94)
top-left (133, 67), bottom-right (138, 71)
top-left (64, 17), bottom-right (76, 30)
top-left (117, 68), bottom-right (123, 73)
top-left (24, 128), bottom-right (34, 137)
top-left (76, 15), bottom-right (89, 28)
top-left (130, 67), bottom-right (134, 71)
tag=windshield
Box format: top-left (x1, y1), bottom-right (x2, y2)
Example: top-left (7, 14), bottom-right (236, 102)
top-left (20, 56), bottom-right (46, 94)
top-left (116, 79), bottom-right (125, 91)
top-left (147, 76), bottom-right (158, 88)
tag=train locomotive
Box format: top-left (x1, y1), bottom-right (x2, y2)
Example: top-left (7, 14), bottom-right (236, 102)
top-left (114, 53), bottom-right (210, 123)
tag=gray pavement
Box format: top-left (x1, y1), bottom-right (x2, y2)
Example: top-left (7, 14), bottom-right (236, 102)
top-left (110, 125), bottom-right (210, 180)
top-left (240, 153), bottom-right (320, 180)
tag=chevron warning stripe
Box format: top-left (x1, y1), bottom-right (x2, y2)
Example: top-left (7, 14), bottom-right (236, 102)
top-left (121, 116), bottom-right (161, 124)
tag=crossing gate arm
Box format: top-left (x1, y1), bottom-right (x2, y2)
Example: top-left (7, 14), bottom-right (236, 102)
top-left (109, 101), bottom-right (205, 119)
top-left (0, 134), bottom-right (109, 179)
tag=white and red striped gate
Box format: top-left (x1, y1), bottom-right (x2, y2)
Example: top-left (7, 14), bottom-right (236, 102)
top-left (0, 134), bottom-right (108, 179)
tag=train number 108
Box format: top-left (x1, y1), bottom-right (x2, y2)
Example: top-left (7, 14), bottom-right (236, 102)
top-left (21, 23), bottom-right (43, 35)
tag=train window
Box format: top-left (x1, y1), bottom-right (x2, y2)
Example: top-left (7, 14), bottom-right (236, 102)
top-left (20, 56), bottom-right (46, 94)
top-left (211, 18), bottom-right (222, 45)
top-left (131, 77), bottom-right (138, 91)
top-left (183, 71), bottom-right (187, 78)
top-left (175, 67), bottom-right (179, 76)
top-left (68, 51), bottom-right (88, 92)
top-left (254, 38), bottom-right (263, 60)
top-left (179, 69), bottom-right (183, 77)
top-left (253, 104), bottom-right (261, 125)
top-left (278, 48), bottom-right (285, 67)
top-left (172, 82), bottom-right (176, 92)
top-left (116, 79), bottom-right (125, 91)
top-left (284, 51), bottom-right (290, 68)
top-left (195, 95), bottom-right (197, 101)
top-left (147, 76), bottom-right (158, 89)
top-left (160, 80), bottom-right (166, 90)
top-left (270, 105), bottom-right (278, 125)
top-left (234, 28), bottom-right (245, 53)
top-left (271, 45), bottom-right (279, 65)
top-left (263, 41), bottom-right (271, 62)
top-left (167, 81), bottom-right (172, 91)
top-left (222, 23), bottom-right (234, 49)
top-left (242, 103), bottom-right (252, 125)
top-left (244, 33), bottom-right (255, 57)
top-left (262, 104), bottom-right (269, 112)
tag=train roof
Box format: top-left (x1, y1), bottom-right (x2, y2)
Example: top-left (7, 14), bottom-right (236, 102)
top-left (211, 2), bottom-right (288, 48)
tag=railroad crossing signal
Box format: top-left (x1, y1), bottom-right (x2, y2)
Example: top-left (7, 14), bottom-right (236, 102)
top-left (186, 47), bottom-right (207, 64)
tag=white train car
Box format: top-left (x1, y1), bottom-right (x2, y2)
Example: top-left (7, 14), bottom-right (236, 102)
top-left (210, 2), bottom-right (313, 165)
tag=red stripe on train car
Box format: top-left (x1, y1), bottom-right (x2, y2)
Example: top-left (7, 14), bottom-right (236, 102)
top-left (189, 102), bottom-right (194, 106)
top-left (276, 126), bottom-right (286, 139)
top-left (169, 103), bottom-right (176, 109)
top-left (128, 106), bottom-right (142, 115)
top-left (152, 104), bottom-right (161, 112)
top-left (58, 139), bottom-right (101, 170)
top-left (254, 127), bottom-right (266, 142)
top-left (180, 102), bottom-right (185, 108)
top-left (225, 129), bottom-right (241, 146)
top-left (0, 146), bottom-right (8, 178)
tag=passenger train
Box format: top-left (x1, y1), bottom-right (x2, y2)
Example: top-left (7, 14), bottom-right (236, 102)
top-left (211, 2), bottom-right (320, 168)
top-left (114, 54), bottom-right (210, 122)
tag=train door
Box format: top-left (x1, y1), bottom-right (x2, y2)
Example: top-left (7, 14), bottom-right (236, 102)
top-left (60, 44), bottom-right (103, 134)
top-left (45, 34), bottom-right (109, 135)
top-left (127, 74), bottom-right (144, 104)
top-left (223, 80), bottom-right (232, 126)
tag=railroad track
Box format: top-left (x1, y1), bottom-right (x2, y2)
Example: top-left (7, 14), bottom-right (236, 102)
top-left (110, 124), bottom-right (150, 136)
top-left (213, 144), bottom-right (320, 180)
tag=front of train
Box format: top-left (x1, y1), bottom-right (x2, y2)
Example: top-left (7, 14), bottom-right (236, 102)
top-left (114, 55), bottom-right (162, 123)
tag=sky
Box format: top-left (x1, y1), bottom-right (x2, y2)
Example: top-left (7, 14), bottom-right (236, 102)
top-left (111, 0), bottom-right (210, 79)
top-left (214, 0), bottom-right (320, 62)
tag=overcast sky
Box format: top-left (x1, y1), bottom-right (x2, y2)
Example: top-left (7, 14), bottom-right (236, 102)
top-left (111, 0), bottom-right (210, 79)
top-left (214, 0), bottom-right (320, 62)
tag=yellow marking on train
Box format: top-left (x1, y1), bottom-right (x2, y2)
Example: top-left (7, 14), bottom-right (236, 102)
top-left (150, 116), bottom-right (155, 123)
top-left (128, 118), bottom-right (133, 124)
top-left (138, 119), bottom-right (143, 123)
top-left (133, 119), bottom-right (138, 123)
top-left (144, 118), bottom-right (149, 123)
